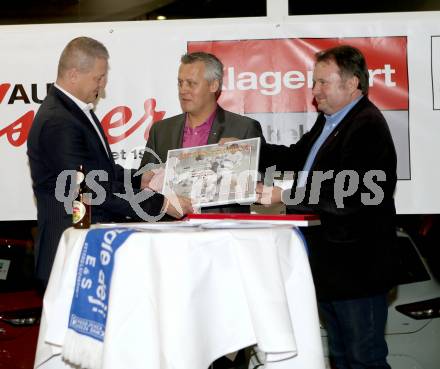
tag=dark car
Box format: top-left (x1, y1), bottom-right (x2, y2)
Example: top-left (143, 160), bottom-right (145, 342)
top-left (0, 238), bottom-right (42, 369)
top-left (320, 228), bottom-right (440, 369)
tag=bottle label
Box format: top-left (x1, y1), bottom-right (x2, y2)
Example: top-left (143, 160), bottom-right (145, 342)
top-left (76, 171), bottom-right (85, 185)
top-left (73, 200), bottom-right (86, 224)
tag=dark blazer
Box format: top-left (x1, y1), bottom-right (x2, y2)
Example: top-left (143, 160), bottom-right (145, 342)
top-left (260, 96), bottom-right (398, 301)
top-left (139, 106), bottom-right (264, 213)
top-left (27, 86), bottom-right (164, 283)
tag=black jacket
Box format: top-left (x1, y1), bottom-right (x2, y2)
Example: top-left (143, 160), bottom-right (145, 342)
top-left (27, 86), bottom-right (164, 282)
top-left (260, 96), bottom-right (398, 300)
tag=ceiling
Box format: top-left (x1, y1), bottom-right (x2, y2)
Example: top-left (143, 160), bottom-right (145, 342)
top-left (1, 0), bottom-right (439, 25)
top-left (0, 0), bottom-right (175, 25)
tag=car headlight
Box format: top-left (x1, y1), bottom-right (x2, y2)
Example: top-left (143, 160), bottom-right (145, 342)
top-left (395, 297), bottom-right (440, 320)
top-left (0, 307), bottom-right (42, 326)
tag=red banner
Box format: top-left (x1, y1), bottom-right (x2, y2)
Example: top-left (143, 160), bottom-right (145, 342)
top-left (188, 37), bottom-right (408, 113)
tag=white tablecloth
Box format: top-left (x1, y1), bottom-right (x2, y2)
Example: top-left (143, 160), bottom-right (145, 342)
top-left (34, 222), bottom-right (325, 369)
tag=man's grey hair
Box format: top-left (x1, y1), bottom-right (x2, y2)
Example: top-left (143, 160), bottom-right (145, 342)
top-left (57, 36), bottom-right (109, 78)
top-left (181, 51), bottom-right (224, 92)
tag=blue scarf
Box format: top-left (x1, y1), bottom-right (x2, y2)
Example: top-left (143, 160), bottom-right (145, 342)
top-left (68, 227), bottom-right (137, 341)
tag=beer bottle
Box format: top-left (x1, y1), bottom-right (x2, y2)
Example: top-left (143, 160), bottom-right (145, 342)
top-left (72, 165), bottom-right (91, 229)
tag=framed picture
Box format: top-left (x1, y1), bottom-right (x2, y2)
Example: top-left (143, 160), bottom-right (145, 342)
top-left (163, 137), bottom-right (260, 207)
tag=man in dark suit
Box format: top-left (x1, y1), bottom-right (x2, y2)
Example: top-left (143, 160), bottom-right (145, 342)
top-left (27, 37), bottom-right (192, 290)
top-left (139, 51), bottom-right (264, 213)
top-left (256, 45), bottom-right (397, 369)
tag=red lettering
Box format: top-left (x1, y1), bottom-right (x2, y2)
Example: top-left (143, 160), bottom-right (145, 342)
top-left (144, 98), bottom-right (166, 140)
top-left (0, 110), bottom-right (34, 147)
top-left (101, 106), bottom-right (132, 145)
top-left (0, 83), bottom-right (11, 104)
top-left (101, 98), bottom-right (165, 144)
top-left (1, 98), bottom-right (166, 148)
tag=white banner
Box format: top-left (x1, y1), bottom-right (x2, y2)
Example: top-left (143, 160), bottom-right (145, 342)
top-left (1, 12), bottom-right (440, 219)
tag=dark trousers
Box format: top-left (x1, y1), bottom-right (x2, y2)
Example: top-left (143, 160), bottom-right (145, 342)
top-left (319, 294), bottom-right (391, 369)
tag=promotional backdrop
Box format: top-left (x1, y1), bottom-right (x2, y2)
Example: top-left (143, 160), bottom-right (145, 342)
top-left (1, 12), bottom-right (439, 219)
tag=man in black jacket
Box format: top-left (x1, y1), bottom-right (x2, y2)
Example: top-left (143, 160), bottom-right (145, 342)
top-left (27, 37), bottom-right (192, 290)
top-left (257, 45), bottom-right (397, 369)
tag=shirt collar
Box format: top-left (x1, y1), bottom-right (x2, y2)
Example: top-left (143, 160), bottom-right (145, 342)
top-left (54, 83), bottom-right (94, 112)
top-left (184, 106), bottom-right (217, 131)
top-left (324, 95), bottom-right (363, 127)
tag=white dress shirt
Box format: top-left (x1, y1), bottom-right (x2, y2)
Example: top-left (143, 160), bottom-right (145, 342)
top-left (54, 83), bottom-right (110, 157)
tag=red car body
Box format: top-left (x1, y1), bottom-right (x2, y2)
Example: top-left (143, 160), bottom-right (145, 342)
top-left (0, 239), bottom-right (42, 369)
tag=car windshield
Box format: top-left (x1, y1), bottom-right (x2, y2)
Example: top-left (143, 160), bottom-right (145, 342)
top-left (0, 239), bottom-right (36, 293)
top-left (394, 232), bottom-right (431, 285)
